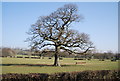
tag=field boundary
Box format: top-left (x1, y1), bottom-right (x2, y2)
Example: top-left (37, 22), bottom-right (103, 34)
top-left (1, 70), bottom-right (120, 81)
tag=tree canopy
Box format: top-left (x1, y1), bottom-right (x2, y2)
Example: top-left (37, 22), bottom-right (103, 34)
top-left (26, 4), bottom-right (94, 66)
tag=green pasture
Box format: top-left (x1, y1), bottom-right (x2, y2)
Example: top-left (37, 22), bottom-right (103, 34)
top-left (1, 57), bottom-right (119, 74)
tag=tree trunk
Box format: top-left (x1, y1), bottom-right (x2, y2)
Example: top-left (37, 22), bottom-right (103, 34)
top-left (53, 46), bottom-right (60, 66)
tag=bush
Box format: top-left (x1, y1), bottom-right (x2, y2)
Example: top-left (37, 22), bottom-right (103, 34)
top-left (78, 58), bottom-right (84, 60)
top-left (111, 59), bottom-right (116, 62)
top-left (99, 59), bottom-right (105, 61)
top-left (25, 57), bottom-right (29, 58)
top-left (2, 73), bottom-right (49, 81)
top-left (74, 58), bottom-right (78, 60)
top-left (31, 57), bottom-right (40, 59)
top-left (74, 58), bottom-right (84, 60)
top-left (59, 57), bottom-right (63, 60)
top-left (1, 70), bottom-right (120, 81)
top-left (48, 57), bottom-right (52, 59)
top-left (17, 56), bottom-right (23, 58)
top-left (87, 58), bottom-right (91, 60)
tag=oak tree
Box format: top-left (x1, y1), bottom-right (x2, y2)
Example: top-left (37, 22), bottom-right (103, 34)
top-left (26, 4), bottom-right (94, 66)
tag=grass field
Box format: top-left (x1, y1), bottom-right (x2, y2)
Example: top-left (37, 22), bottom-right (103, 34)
top-left (1, 57), bottom-right (119, 74)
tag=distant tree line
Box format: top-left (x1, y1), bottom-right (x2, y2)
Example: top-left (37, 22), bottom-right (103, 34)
top-left (0, 48), bottom-right (16, 57)
top-left (1, 47), bottom-right (120, 61)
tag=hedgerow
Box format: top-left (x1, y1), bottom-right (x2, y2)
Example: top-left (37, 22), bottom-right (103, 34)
top-left (1, 70), bottom-right (120, 81)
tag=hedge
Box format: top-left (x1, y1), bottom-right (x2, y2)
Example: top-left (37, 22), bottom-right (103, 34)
top-left (1, 70), bottom-right (120, 81)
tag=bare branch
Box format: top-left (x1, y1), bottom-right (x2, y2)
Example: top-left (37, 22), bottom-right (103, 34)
top-left (26, 4), bottom-right (94, 56)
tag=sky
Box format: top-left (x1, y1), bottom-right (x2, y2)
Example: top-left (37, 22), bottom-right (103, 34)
top-left (1, 2), bottom-right (118, 53)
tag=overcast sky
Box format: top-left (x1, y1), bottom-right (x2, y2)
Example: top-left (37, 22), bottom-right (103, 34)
top-left (2, 2), bottom-right (118, 53)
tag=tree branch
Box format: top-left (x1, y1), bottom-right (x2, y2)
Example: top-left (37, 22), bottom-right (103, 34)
top-left (60, 46), bottom-right (94, 55)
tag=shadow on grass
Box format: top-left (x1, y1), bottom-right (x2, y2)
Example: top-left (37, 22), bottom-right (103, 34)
top-left (0, 64), bottom-right (53, 67)
top-left (0, 64), bottom-right (79, 67)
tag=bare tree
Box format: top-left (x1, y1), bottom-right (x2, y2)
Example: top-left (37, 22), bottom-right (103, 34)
top-left (26, 4), bottom-right (94, 66)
